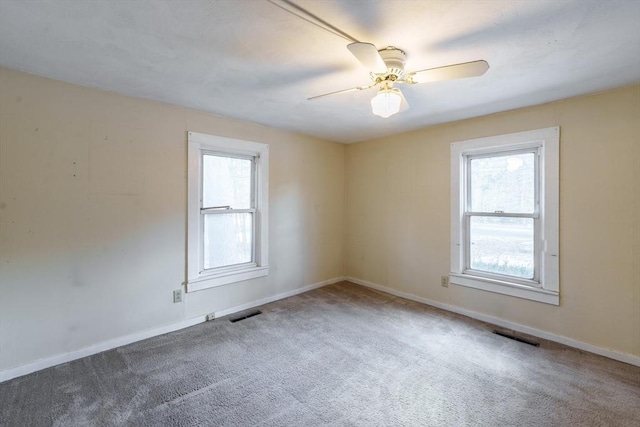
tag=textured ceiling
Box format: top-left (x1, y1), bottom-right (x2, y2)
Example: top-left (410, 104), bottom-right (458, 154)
top-left (1, 0), bottom-right (639, 143)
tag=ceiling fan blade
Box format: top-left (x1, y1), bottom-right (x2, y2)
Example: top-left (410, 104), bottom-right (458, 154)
top-left (308, 84), bottom-right (374, 100)
top-left (408, 60), bottom-right (489, 84)
top-left (347, 42), bottom-right (387, 73)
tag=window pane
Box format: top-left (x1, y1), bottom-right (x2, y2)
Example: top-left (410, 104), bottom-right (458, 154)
top-left (469, 216), bottom-right (534, 279)
top-left (470, 152), bottom-right (535, 213)
top-left (203, 155), bottom-right (252, 209)
top-left (204, 213), bottom-right (253, 269)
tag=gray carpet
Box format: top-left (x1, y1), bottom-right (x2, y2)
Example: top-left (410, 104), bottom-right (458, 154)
top-left (1, 281), bottom-right (639, 426)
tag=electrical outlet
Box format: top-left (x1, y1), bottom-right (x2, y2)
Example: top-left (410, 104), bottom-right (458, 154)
top-left (173, 289), bottom-right (183, 303)
top-left (441, 276), bottom-right (449, 287)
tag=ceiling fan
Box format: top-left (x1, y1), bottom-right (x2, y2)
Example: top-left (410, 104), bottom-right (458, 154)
top-left (269, 0), bottom-right (490, 118)
top-left (311, 43), bottom-right (489, 118)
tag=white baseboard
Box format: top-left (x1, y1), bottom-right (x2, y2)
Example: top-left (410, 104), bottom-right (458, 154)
top-left (346, 276), bottom-right (640, 367)
top-left (0, 276), bottom-right (344, 383)
top-left (11, 275), bottom-right (631, 381)
top-left (0, 316), bottom-right (205, 383)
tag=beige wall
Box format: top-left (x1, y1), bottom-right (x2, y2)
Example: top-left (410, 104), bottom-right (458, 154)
top-left (346, 84), bottom-right (640, 357)
top-left (0, 67), bottom-right (345, 372)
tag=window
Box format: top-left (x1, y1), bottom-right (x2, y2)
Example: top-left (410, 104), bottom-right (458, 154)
top-left (450, 127), bottom-right (559, 305)
top-left (187, 132), bottom-right (269, 292)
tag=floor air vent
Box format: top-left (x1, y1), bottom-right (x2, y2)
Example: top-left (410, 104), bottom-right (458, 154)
top-left (493, 330), bottom-right (540, 347)
top-left (229, 310), bottom-right (262, 323)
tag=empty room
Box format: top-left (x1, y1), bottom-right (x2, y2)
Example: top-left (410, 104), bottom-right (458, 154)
top-left (0, 0), bottom-right (639, 425)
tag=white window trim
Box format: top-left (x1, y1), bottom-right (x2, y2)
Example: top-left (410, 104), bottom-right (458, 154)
top-left (450, 127), bottom-right (559, 305)
top-left (187, 132), bottom-right (269, 292)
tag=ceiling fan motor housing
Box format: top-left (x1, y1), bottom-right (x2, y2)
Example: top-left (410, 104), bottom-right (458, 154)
top-left (378, 47), bottom-right (407, 78)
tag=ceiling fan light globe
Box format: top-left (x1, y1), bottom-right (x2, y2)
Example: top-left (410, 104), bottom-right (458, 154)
top-left (371, 89), bottom-right (402, 118)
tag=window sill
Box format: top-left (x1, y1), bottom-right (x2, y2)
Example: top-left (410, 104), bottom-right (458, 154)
top-left (449, 273), bottom-right (559, 305)
top-left (187, 265), bottom-right (269, 292)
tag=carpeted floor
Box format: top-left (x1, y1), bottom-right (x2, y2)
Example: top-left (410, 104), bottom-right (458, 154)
top-left (1, 281), bottom-right (639, 426)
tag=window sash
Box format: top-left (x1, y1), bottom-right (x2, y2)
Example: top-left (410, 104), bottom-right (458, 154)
top-left (465, 147), bottom-right (539, 215)
top-left (201, 150), bottom-right (256, 210)
top-left (463, 214), bottom-right (541, 286)
top-left (200, 211), bottom-right (257, 273)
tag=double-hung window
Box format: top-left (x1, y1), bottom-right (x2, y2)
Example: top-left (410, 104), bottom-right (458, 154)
top-left (187, 132), bottom-right (269, 292)
top-left (450, 127), bottom-right (559, 305)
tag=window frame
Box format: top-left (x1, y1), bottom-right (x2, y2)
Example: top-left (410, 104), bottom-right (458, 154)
top-left (187, 132), bottom-right (269, 292)
top-left (450, 127), bottom-right (559, 305)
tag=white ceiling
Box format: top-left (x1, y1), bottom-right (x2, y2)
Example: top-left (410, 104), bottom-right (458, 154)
top-left (1, 0), bottom-right (639, 143)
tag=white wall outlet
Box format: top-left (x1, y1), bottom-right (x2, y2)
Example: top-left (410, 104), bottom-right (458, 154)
top-left (441, 276), bottom-right (449, 287)
top-left (173, 289), bottom-right (183, 303)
